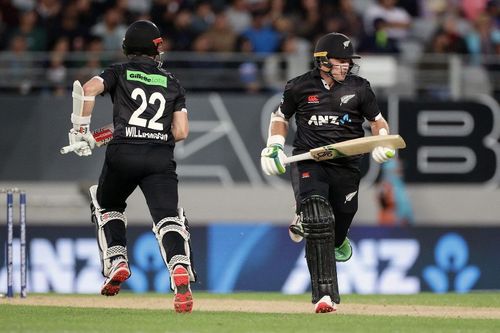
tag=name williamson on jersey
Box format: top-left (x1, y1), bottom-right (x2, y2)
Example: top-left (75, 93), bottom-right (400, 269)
top-left (125, 126), bottom-right (168, 141)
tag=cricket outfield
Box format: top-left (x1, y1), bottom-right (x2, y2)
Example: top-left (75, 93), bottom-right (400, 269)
top-left (1, 292), bottom-right (500, 332)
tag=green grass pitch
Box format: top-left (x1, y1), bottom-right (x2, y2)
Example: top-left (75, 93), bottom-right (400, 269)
top-left (1, 292), bottom-right (500, 332)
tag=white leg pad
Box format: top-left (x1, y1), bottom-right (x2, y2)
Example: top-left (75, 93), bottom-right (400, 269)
top-left (152, 208), bottom-right (196, 284)
top-left (90, 185), bottom-right (128, 276)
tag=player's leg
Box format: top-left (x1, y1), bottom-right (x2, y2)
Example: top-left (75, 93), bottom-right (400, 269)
top-left (292, 162), bottom-right (339, 313)
top-left (301, 195), bottom-right (339, 313)
top-left (91, 146), bottom-right (138, 296)
top-left (328, 165), bottom-right (361, 262)
top-left (140, 156), bottom-right (195, 313)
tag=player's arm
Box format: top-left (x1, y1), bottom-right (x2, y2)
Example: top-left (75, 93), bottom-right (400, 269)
top-left (81, 77), bottom-right (105, 117)
top-left (67, 76), bottom-right (105, 156)
top-left (261, 80), bottom-right (296, 176)
top-left (369, 113), bottom-right (389, 136)
top-left (261, 107), bottom-right (290, 176)
top-left (368, 113), bottom-right (395, 163)
top-left (171, 108), bottom-right (188, 142)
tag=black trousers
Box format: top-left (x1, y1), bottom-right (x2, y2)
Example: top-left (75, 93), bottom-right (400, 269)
top-left (291, 160), bottom-right (360, 247)
top-left (96, 143), bottom-right (178, 222)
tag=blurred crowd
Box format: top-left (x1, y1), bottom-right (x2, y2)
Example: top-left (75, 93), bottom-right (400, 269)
top-left (0, 0), bottom-right (499, 94)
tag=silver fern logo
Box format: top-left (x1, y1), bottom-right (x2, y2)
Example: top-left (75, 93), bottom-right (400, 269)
top-left (340, 94), bottom-right (355, 106)
top-left (343, 41), bottom-right (350, 48)
top-left (344, 191), bottom-right (358, 203)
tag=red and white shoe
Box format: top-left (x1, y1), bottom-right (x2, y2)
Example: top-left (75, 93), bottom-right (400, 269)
top-left (172, 265), bottom-right (193, 313)
top-left (101, 260), bottom-right (130, 296)
top-left (314, 295), bottom-right (337, 313)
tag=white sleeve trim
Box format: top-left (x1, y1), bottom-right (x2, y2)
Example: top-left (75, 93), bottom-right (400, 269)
top-left (175, 108), bottom-right (188, 113)
top-left (374, 113), bottom-right (383, 121)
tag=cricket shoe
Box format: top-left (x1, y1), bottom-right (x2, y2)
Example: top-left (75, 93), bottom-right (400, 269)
top-left (101, 258), bottom-right (130, 296)
top-left (172, 265), bottom-right (193, 313)
top-left (314, 295), bottom-right (337, 313)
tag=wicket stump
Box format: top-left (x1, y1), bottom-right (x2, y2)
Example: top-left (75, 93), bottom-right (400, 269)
top-left (2, 188), bottom-right (27, 298)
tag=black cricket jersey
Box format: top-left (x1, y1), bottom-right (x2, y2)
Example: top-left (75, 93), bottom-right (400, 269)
top-left (280, 68), bottom-right (380, 165)
top-left (99, 56), bottom-right (186, 147)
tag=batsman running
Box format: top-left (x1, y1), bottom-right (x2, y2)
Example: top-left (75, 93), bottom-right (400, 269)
top-left (65, 20), bottom-right (196, 313)
top-left (261, 32), bottom-right (396, 313)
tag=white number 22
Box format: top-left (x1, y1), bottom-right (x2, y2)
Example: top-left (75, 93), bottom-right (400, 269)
top-left (129, 88), bottom-right (165, 130)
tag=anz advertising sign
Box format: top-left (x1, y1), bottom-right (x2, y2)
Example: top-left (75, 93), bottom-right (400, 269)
top-left (1, 225), bottom-right (498, 294)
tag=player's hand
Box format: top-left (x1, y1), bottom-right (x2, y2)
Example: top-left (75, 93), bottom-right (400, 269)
top-left (68, 125), bottom-right (95, 156)
top-left (261, 144), bottom-right (287, 175)
top-left (371, 146), bottom-right (395, 163)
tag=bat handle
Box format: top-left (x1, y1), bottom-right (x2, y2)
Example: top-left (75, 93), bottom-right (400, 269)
top-left (60, 142), bottom-right (88, 154)
top-left (283, 152), bottom-right (312, 165)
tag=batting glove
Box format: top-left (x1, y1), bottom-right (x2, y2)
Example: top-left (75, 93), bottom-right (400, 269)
top-left (68, 125), bottom-right (96, 156)
top-left (261, 143), bottom-right (287, 175)
top-left (371, 146), bottom-right (395, 163)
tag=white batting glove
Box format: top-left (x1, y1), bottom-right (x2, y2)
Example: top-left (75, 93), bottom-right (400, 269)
top-left (68, 125), bottom-right (96, 156)
top-left (371, 146), bottom-right (395, 163)
top-left (261, 143), bottom-right (286, 175)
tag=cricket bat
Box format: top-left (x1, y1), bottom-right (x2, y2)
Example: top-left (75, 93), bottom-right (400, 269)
top-left (283, 134), bottom-right (406, 165)
top-left (60, 123), bottom-right (114, 154)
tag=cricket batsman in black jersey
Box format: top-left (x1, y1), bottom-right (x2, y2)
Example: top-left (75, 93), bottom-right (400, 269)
top-left (261, 32), bottom-right (395, 313)
top-left (66, 20), bottom-right (195, 313)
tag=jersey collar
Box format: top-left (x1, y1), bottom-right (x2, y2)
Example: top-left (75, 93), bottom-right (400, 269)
top-left (130, 56), bottom-right (157, 65)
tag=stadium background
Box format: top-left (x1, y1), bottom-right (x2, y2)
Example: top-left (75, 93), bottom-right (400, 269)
top-left (1, 0), bottom-right (499, 296)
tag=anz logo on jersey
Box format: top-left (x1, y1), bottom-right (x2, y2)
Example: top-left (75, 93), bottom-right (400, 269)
top-left (308, 113), bottom-right (351, 126)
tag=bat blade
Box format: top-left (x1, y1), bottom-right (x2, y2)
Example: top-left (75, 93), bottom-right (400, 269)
top-left (310, 135), bottom-right (406, 161)
top-left (284, 135), bottom-right (406, 164)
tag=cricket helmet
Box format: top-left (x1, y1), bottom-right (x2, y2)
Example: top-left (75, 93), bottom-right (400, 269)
top-left (313, 32), bottom-right (360, 60)
top-left (122, 20), bottom-right (162, 56)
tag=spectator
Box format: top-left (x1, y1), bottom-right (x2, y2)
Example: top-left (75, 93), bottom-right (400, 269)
top-left (322, 0), bottom-right (364, 43)
top-left (90, 7), bottom-right (127, 51)
top-left (191, 1), bottom-right (215, 34)
top-left (46, 37), bottom-right (69, 96)
top-left (241, 9), bottom-right (281, 54)
top-left (75, 36), bottom-right (105, 83)
top-left (202, 11), bottom-right (237, 52)
top-left (8, 10), bottom-right (46, 51)
top-left (274, 17), bottom-right (311, 54)
top-left (234, 35), bottom-right (261, 93)
top-left (165, 9), bottom-right (197, 51)
top-left (127, 0), bottom-right (152, 15)
top-left (436, 15), bottom-right (470, 54)
top-left (377, 159), bottom-right (414, 226)
top-left (462, 0), bottom-right (489, 21)
top-left (36, 0), bottom-right (61, 38)
top-left (225, 0), bottom-right (252, 33)
top-left (485, 0), bottom-right (499, 27)
top-left (364, 0), bottom-right (412, 41)
top-left (4, 35), bottom-right (34, 94)
top-left (358, 17), bottom-right (400, 54)
top-left (54, 4), bottom-right (88, 51)
top-left (465, 13), bottom-right (500, 64)
top-left (285, 0), bottom-right (322, 40)
top-left (417, 18), bottom-right (469, 99)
